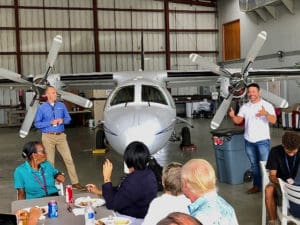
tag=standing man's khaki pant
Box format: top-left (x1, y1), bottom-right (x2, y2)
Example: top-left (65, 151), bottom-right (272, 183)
top-left (42, 133), bottom-right (79, 184)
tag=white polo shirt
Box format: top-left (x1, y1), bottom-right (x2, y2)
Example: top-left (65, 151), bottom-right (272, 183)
top-left (238, 99), bottom-right (275, 143)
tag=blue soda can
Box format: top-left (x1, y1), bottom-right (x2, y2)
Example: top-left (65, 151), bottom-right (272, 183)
top-left (48, 200), bottom-right (58, 218)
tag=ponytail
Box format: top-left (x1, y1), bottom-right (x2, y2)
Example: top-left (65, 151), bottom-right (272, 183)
top-left (148, 156), bottom-right (163, 192)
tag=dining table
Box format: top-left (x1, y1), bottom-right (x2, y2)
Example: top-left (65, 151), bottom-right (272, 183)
top-left (11, 193), bottom-right (114, 225)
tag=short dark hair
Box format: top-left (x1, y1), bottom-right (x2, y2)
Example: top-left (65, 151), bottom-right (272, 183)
top-left (22, 141), bottom-right (41, 159)
top-left (282, 132), bottom-right (300, 151)
top-left (157, 212), bottom-right (202, 225)
top-left (124, 142), bottom-right (150, 170)
top-left (247, 83), bottom-right (260, 90)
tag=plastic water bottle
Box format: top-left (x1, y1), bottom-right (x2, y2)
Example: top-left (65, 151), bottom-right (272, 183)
top-left (84, 202), bottom-right (95, 225)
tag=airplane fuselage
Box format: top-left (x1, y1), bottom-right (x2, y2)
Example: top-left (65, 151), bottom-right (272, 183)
top-left (103, 77), bottom-right (176, 155)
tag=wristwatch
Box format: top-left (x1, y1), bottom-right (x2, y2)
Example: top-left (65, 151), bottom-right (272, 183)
top-left (54, 172), bottom-right (65, 179)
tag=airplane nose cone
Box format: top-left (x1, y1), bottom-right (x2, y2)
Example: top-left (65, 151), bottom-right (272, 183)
top-left (104, 105), bottom-right (175, 155)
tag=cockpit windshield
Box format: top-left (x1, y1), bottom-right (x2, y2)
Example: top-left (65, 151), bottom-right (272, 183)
top-left (142, 85), bottom-right (168, 105)
top-left (110, 85), bottom-right (134, 106)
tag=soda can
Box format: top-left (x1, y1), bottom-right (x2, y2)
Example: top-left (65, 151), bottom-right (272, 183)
top-left (65, 185), bottom-right (73, 204)
top-left (48, 200), bottom-right (58, 218)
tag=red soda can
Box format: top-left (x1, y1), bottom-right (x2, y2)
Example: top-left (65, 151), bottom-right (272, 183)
top-left (65, 185), bottom-right (73, 204)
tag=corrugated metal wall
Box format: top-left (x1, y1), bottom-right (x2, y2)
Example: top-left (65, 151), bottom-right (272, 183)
top-left (0, 0), bottom-right (218, 119)
top-left (0, 0), bottom-right (217, 74)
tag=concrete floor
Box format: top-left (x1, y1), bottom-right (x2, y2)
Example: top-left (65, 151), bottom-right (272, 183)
top-left (0, 117), bottom-right (289, 224)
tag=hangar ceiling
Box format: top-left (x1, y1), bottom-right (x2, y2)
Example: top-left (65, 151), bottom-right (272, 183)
top-left (239, 0), bottom-right (294, 21)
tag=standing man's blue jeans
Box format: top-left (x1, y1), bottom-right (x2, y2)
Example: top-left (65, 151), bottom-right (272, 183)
top-left (245, 139), bottom-right (270, 189)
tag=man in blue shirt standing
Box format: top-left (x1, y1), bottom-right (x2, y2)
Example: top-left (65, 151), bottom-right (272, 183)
top-left (34, 86), bottom-right (85, 191)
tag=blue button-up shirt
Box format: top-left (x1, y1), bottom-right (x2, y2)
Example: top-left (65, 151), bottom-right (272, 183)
top-left (188, 191), bottom-right (239, 225)
top-left (34, 101), bottom-right (71, 133)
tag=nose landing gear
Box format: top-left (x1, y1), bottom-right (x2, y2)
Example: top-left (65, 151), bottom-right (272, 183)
top-left (180, 126), bottom-right (196, 151)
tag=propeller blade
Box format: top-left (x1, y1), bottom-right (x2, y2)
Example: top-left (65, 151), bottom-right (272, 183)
top-left (0, 68), bottom-right (31, 84)
top-left (47, 35), bottom-right (63, 68)
top-left (189, 53), bottom-right (230, 77)
top-left (57, 90), bottom-right (93, 108)
top-left (19, 100), bottom-right (40, 138)
top-left (241, 31), bottom-right (267, 76)
top-left (210, 94), bottom-right (234, 130)
top-left (260, 89), bottom-right (288, 108)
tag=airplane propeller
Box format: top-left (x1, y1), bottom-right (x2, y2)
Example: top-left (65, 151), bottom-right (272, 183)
top-left (190, 31), bottom-right (288, 130)
top-left (57, 90), bottom-right (93, 108)
top-left (0, 35), bottom-right (93, 138)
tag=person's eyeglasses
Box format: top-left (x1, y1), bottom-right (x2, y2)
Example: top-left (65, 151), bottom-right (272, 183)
top-left (35, 149), bottom-right (46, 154)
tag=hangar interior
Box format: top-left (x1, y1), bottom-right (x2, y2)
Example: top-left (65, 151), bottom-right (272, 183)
top-left (0, 0), bottom-right (300, 225)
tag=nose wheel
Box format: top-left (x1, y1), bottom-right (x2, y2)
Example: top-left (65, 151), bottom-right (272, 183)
top-left (92, 125), bottom-right (107, 154)
top-left (180, 127), bottom-right (196, 151)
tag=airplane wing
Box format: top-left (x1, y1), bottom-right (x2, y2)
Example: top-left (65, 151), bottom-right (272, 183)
top-left (60, 70), bottom-right (220, 90)
top-left (247, 69), bottom-right (300, 82)
top-left (165, 71), bottom-right (220, 88)
top-left (59, 72), bottom-right (116, 90)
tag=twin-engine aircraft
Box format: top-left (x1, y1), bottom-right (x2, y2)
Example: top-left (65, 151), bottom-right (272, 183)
top-left (1, 31), bottom-right (300, 155)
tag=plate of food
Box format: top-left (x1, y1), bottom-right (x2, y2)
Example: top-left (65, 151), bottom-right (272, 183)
top-left (96, 217), bottom-right (131, 225)
top-left (22, 206), bottom-right (48, 215)
top-left (74, 196), bottom-right (105, 208)
top-left (22, 206), bottom-right (48, 220)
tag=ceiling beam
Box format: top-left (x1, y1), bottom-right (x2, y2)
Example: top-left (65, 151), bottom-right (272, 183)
top-left (155, 0), bottom-right (216, 7)
top-left (281, 0), bottom-right (294, 14)
top-left (265, 5), bottom-right (276, 19)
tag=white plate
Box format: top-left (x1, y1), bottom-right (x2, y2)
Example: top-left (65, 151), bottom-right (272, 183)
top-left (74, 196), bottom-right (105, 208)
top-left (97, 217), bottom-right (131, 225)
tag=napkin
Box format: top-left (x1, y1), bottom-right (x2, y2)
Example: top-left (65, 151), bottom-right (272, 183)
top-left (72, 208), bottom-right (85, 216)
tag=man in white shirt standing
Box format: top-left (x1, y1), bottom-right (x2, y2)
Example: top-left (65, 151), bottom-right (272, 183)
top-left (229, 83), bottom-right (277, 194)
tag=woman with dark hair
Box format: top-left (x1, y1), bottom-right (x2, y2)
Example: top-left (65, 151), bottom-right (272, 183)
top-left (87, 142), bottom-right (157, 221)
top-left (14, 141), bottom-right (65, 199)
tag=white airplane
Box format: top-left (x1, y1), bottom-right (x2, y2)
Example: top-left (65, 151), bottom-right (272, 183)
top-left (1, 32), bottom-right (300, 156)
top-left (59, 70), bottom-right (218, 155)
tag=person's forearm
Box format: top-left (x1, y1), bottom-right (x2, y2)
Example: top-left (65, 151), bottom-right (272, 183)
top-left (27, 215), bottom-right (39, 225)
top-left (265, 112), bottom-right (277, 124)
top-left (17, 192), bottom-right (25, 200)
top-left (269, 175), bottom-right (279, 184)
top-left (230, 115), bottom-right (243, 125)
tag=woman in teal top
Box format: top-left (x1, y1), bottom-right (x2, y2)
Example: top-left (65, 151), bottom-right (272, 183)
top-left (14, 141), bottom-right (65, 200)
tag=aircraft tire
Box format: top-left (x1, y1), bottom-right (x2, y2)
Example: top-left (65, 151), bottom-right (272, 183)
top-left (96, 129), bottom-right (106, 149)
top-left (180, 126), bottom-right (191, 147)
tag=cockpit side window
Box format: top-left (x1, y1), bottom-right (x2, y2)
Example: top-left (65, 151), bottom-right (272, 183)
top-left (142, 85), bottom-right (167, 105)
top-left (110, 85), bottom-right (134, 106)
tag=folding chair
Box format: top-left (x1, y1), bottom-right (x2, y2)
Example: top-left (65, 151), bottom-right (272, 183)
top-left (278, 179), bottom-right (300, 225)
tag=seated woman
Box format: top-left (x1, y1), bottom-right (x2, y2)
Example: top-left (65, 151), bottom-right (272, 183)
top-left (143, 162), bottom-right (190, 225)
top-left (14, 141), bottom-right (65, 199)
top-left (87, 142), bottom-right (157, 219)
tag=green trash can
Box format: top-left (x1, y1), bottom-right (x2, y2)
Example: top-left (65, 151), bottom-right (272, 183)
top-left (211, 128), bottom-right (251, 185)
